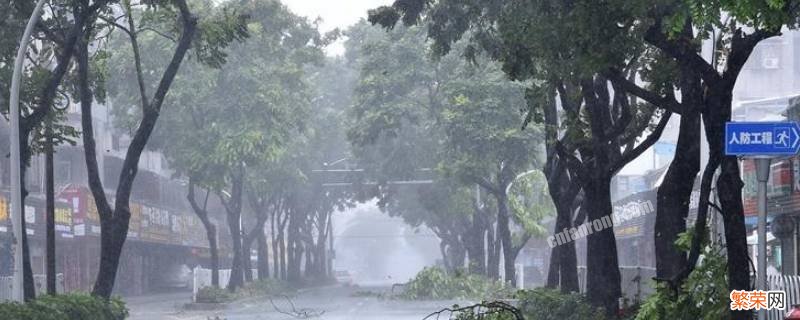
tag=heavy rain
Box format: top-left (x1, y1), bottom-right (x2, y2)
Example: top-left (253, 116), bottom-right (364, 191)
top-left (2, 1), bottom-right (800, 320)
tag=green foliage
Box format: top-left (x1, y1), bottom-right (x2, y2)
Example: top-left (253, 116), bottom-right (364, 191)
top-left (0, 1), bottom-right (95, 158)
top-left (515, 288), bottom-right (605, 320)
top-left (449, 288), bottom-right (604, 320)
top-left (670, 0), bottom-right (795, 37)
top-left (507, 170), bottom-right (554, 239)
top-left (0, 293), bottom-right (128, 320)
top-left (117, 0), bottom-right (326, 193)
top-left (346, 21), bottom-right (546, 250)
top-left (399, 267), bottom-right (512, 300)
top-left (452, 307), bottom-right (518, 320)
top-left (635, 231), bottom-right (730, 320)
top-left (196, 286), bottom-right (235, 304)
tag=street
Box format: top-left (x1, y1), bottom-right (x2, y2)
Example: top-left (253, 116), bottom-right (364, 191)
top-left (127, 286), bottom-right (467, 320)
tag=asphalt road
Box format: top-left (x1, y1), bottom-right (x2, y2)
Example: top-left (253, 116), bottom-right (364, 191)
top-left (126, 285), bottom-right (468, 320)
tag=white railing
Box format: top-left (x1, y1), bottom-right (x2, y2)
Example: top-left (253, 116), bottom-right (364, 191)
top-left (0, 274), bottom-right (65, 301)
top-left (191, 267), bottom-right (259, 302)
top-left (767, 275), bottom-right (800, 320)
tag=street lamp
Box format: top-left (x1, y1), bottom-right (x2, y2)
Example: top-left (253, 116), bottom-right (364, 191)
top-left (9, 0), bottom-right (48, 302)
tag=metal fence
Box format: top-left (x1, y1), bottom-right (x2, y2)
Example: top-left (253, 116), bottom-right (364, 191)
top-left (192, 267), bottom-right (259, 302)
top-left (577, 266), bottom-right (657, 304)
top-left (0, 274), bottom-right (65, 301)
top-left (767, 275), bottom-right (800, 320)
top-left (572, 269), bottom-right (800, 319)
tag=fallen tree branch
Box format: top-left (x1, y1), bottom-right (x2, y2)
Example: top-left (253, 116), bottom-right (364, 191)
top-left (423, 301), bottom-right (524, 320)
top-left (268, 295), bottom-right (325, 319)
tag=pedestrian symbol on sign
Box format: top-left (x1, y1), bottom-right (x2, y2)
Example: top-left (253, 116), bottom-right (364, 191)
top-left (776, 129), bottom-right (791, 148)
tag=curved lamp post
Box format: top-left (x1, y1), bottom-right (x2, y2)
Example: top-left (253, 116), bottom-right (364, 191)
top-left (9, 0), bottom-right (47, 302)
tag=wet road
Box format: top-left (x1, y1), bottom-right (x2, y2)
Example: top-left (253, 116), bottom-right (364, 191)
top-left (126, 285), bottom-right (467, 320)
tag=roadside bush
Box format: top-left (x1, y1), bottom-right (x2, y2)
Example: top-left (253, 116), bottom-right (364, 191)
top-left (516, 288), bottom-right (604, 320)
top-left (400, 267), bottom-right (512, 300)
top-left (635, 230), bottom-right (729, 320)
top-left (195, 286), bottom-right (234, 304)
top-left (448, 288), bottom-right (603, 320)
top-left (0, 293), bottom-right (128, 320)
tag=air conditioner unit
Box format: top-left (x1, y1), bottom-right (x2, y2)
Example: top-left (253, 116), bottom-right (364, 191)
top-left (762, 57), bottom-right (780, 69)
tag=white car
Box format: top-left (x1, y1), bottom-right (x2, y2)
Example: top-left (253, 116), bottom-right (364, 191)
top-left (335, 270), bottom-right (354, 286)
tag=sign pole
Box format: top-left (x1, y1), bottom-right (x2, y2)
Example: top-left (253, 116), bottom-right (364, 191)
top-left (9, 0), bottom-right (47, 302)
top-left (755, 157), bottom-right (771, 320)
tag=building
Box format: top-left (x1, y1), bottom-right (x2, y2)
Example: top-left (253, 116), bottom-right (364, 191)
top-left (0, 97), bottom-right (233, 296)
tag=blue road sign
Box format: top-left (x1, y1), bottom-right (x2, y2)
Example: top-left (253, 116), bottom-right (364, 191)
top-left (725, 122), bottom-right (800, 156)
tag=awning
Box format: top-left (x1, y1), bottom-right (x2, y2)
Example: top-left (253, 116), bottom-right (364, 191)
top-left (745, 215), bottom-right (775, 226)
top-left (747, 230), bottom-right (777, 245)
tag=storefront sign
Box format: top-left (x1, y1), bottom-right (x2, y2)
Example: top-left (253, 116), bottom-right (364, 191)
top-left (128, 204), bottom-right (142, 239)
top-left (0, 195), bottom-right (8, 233)
top-left (140, 205), bottom-right (172, 243)
top-left (55, 206), bottom-right (72, 234)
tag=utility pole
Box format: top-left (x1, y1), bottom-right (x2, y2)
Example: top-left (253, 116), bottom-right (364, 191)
top-left (9, 0), bottom-right (48, 302)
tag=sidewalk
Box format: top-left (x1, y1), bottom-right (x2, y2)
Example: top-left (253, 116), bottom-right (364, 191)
top-left (125, 291), bottom-right (193, 320)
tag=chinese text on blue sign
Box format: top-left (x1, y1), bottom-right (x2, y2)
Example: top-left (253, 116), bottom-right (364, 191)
top-left (725, 122), bottom-right (800, 156)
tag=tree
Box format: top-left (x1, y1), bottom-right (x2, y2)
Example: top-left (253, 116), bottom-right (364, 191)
top-left (76, 0), bottom-right (208, 298)
top-left (613, 3), bottom-right (800, 318)
top-left (367, 1), bottom-right (675, 314)
top-left (346, 21), bottom-right (546, 285)
top-left (1, 0), bottom-right (105, 300)
top-left (130, 0), bottom-right (327, 291)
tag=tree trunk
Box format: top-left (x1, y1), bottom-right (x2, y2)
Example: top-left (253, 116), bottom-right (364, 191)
top-left (655, 106), bottom-right (700, 280)
top-left (548, 196), bottom-right (579, 292)
top-left (304, 245), bottom-right (313, 278)
top-left (45, 122), bottom-right (56, 295)
top-left (271, 212), bottom-right (280, 279)
top-left (222, 166), bottom-right (247, 292)
top-left (706, 86), bottom-right (751, 320)
top-left (584, 178), bottom-right (621, 316)
top-left (559, 216), bottom-right (578, 293)
top-left (227, 212), bottom-right (244, 291)
top-left (241, 216), bottom-right (268, 283)
top-left (20, 200), bottom-right (34, 301)
top-left (545, 245), bottom-right (560, 289)
top-left (78, 35), bottom-right (131, 300)
top-left (466, 212), bottom-right (487, 275)
top-left (487, 223), bottom-right (500, 280)
top-left (187, 180), bottom-right (219, 287)
top-left (94, 212), bottom-right (130, 299)
top-left (78, 0), bottom-right (197, 299)
top-left (207, 224), bottom-right (220, 287)
top-left (316, 242), bottom-right (326, 280)
top-left (257, 230), bottom-right (269, 279)
top-left (495, 192), bottom-right (515, 286)
top-left (287, 219), bottom-right (300, 282)
top-left (242, 237), bottom-right (254, 283)
top-left (18, 138), bottom-right (36, 301)
top-left (279, 228), bottom-right (286, 280)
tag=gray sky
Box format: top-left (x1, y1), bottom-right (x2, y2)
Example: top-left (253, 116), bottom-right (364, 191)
top-left (282, 0), bottom-right (392, 55)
